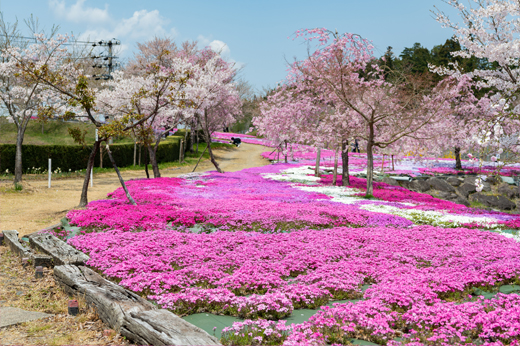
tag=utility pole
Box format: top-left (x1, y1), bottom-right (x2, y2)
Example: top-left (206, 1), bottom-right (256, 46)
top-left (91, 38), bottom-right (121, 80)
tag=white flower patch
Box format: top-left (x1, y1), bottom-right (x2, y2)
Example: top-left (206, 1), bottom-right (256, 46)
top-left (359, 204), bottom-right (500, 228)
top-left (261, 165), bottom-right (519, 241)
top-left (297, 184), bottom-right (363, 204)
top-left (500, 232), bottom-right (520, 242)
top-left (262, 166), bottom-right (322, 184)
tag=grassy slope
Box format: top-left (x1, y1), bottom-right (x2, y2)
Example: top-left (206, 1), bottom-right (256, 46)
top-left (0, 118), bottom-right (140, 145)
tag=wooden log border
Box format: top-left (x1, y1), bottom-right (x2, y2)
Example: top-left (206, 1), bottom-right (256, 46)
top-left (9, 224), bottom-right (222, 345)
top-left (2, 230), bottom-right (54, 268)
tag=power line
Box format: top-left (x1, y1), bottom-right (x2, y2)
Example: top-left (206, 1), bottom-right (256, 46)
top-left (91, 39), bottom-right (121, 80)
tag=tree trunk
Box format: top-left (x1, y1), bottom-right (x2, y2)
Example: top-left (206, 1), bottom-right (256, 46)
top-left (455, 146), bottom-right (462, 170)
top-left (332, 148), bottom-right (339, 186)
top-left (105, 144), bottom-right (137, 206)
top-left (144, 145), bottom-right (150, 179)
top-left (192, 144), bottom-right (209, 172)
top-left (381, 154), bottom-right (385, 173)
top-left (100, 145), bottom-right (103, 169)
top-left (342, 140), bottom-right (350, 186)
top-left (138, 144), bottom-right (142, 166)
top-left (366, 124), bottom-right (375, 197)
top-left (179, 140), bottom-right (184, 163)
top-left (133, 139), bottom-right (137, 166)
top-left (189, 123), bottom-right (194, 153)
top-left (202, 110), bottom-right (223, 173)
top-left (315, 148), bottom-right (321, 177)
top-left (14, 126), bottom-right (26, 185)
top-left (196, 125), bottom-right (200, 154)
top-left (206, 140), bottom-right (222, 173)
top-left (41, 122), bottom-right (44, 134)
top-left (392, 155), bottom-right (394, 171)
top-left (284, 141), bottom-right (288, 163)
top-left (147, 145), bottom-right (161, 178)
top-left (78, 140), bottom-right (101, 207)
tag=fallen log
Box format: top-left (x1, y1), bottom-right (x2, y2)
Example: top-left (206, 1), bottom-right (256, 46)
top-left (54, 265), bottom-right (154, 331)
top-left (2, 230), bottom-right (54, 267)
top-left (54, 265), bottom-right (220, 345)
top-left (121, 309), bottom-right (220, 345)
top-left (3, 230), bottom-right (31, 258)
top-left (29, 233), bottom-right (89, 266)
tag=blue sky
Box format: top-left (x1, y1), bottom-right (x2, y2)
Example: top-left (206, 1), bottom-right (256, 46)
top-left (1, 0), bottom-right (460, 92)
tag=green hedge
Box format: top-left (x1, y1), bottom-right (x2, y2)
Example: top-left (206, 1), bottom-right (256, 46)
top-left (0, 135), bottom-right (192, 174)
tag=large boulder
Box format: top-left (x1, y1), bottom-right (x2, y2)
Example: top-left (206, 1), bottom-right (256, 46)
top-left (486, 176), bottom-right (500, 185)
top-left (399, 180), bottom-right (418, 191)
top-left (446, 176), bottom-right (462, 187)
top-left (498, 183), bottom-right (519, 200)
top-left (464, 176), bottom-right (477, 184)
top-left (428, 178), bottom-right (456, 192)
top-left (464, 176), bottom-right (491, 191)
top-left (454, 195), bottom-right (471, 207)
top-left (458, 183), bottom-right (477, 198)
top-left (415, 179), bottom-right (431, 192)
top-left (382, 177), bottom-right (400, 186)
top-left (436, 191), bottom-right (458, 200)
top-left (470, 193), bottom-right (516, 210)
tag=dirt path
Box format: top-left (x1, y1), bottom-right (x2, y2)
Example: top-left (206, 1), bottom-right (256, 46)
top-left (0, 143), bottom-right (270, 236)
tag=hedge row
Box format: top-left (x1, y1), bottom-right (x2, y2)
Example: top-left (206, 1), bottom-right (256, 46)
top-left (0, 135), bottom-right (193, 174)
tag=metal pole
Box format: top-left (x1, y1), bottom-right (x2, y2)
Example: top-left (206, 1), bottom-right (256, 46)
top-left (48, 159), bottom-right (51, 188)
top-left (90, 168), bottom-right (93, 187)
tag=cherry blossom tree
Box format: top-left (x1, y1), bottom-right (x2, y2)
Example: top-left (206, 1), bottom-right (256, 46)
top-left (6, 33), bottom-right (192, 206)
top-left (0, 19), bottom-right (63, 185)
top-left (291, 28), bottom-right (467, 196)
top-left (433, 0), bottom-right (520, 165)
top-left (187, 51), bottom-right (242, 173)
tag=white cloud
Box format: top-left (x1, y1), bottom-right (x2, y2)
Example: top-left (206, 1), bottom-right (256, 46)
top-left (49, 0), bottom-right (111, 25)
top-left (209, 40), bottom-right (230, 57)
top-left (50, 1), bottom-right (175, 49)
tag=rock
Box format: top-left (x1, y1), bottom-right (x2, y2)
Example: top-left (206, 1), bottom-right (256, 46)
top-left (446, 176), bottom-right (462, 187)
top-left (470, 193), bottom-right (516, 210)
top-left (382, 177), bottom-right (399, 186)
top-left (464, 176), bottom-right (477, 185)
top-left (486, 176), bottom-right (500, 185)
top-left (436, 191), bottom-right (458, 200)
top-left (458, 183), bottom-right (477, 198)
top-left (498, 183), bottom-right (519, 199)
top-left (428, 178), bottom-right (456, 192)
top-left (464, 176), bottom-right (491, 191)
top-left (454, 195), bottom-right (471, 207)
top-left (398, 180), bottom-right (417, 191)
top-left (415, 180), bottom-right (431, 192)
top-left (0, 307), bottom-right (52, 328)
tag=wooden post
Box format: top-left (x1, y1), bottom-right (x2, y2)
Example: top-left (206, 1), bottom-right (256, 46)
top-left (179, 140), bottom-right (184, 163)
top-left (100, 145), bottom-right (103, 169)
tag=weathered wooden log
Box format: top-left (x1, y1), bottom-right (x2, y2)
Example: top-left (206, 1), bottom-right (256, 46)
top-left (29, 233), bottom-right (89, 266)
top-left (3, 230), bottom-right (31, 258)
top-left (2, 230), bottom-right (54, 267)
top-left (121, 309), bottom-right (220, 346)
top-left (24, 223), bottom-right (61, 239)
top-left (54, 265), bottom-right (155, 331)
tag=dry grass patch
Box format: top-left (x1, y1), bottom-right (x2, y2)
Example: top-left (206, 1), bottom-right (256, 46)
top-left (0, 247), bottom-right (131, 345)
